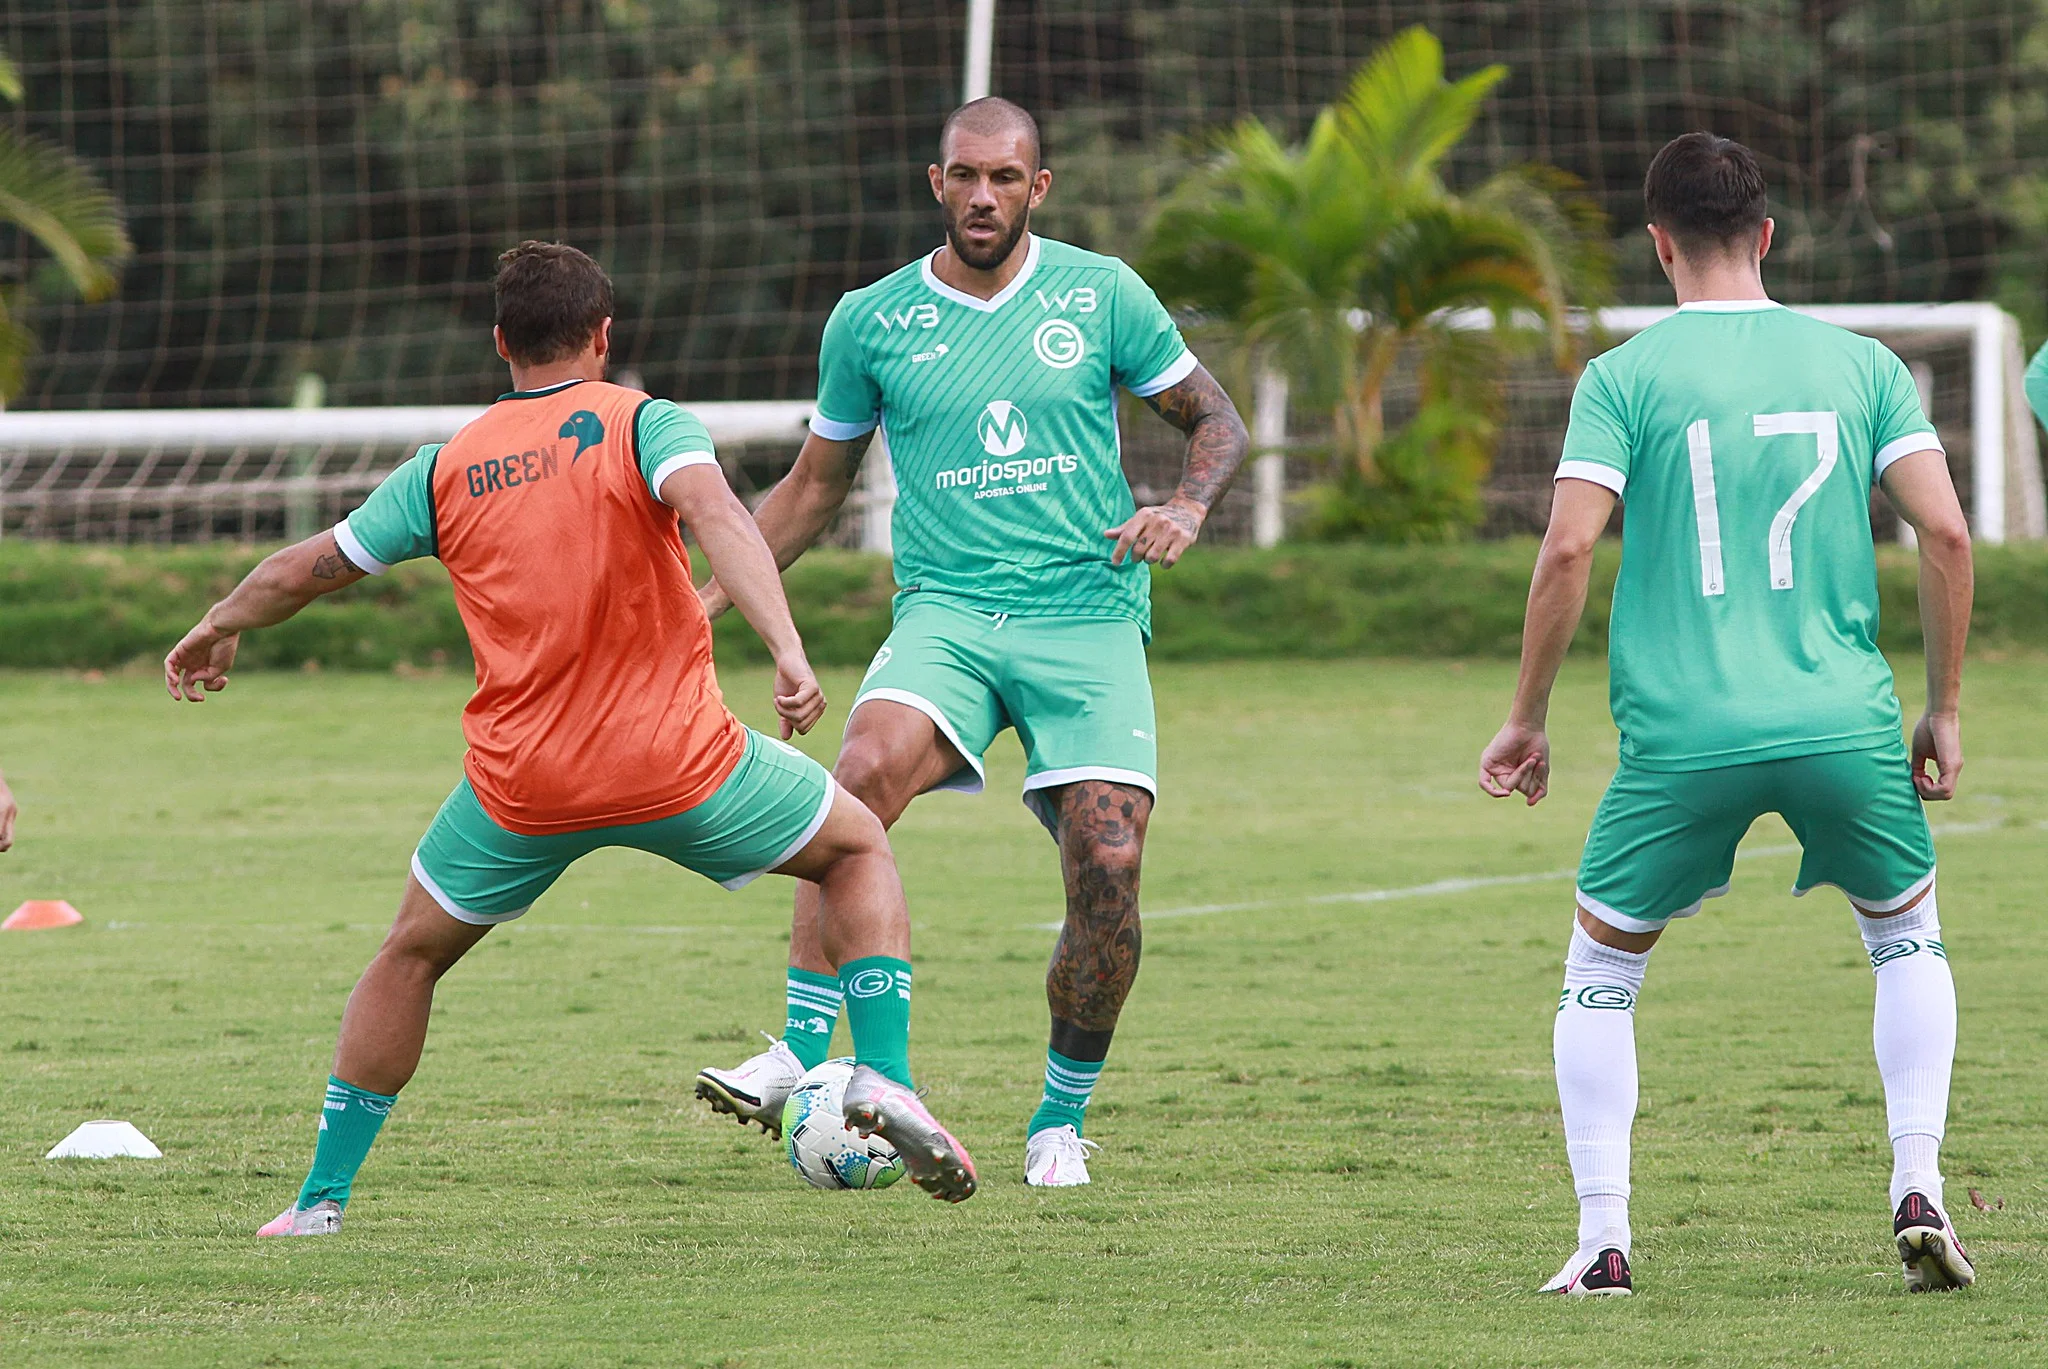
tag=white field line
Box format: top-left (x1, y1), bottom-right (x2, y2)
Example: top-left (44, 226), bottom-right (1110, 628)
top-left (1027, 816), bottom-right (2018, 931)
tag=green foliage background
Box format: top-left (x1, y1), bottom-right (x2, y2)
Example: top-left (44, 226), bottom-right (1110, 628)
top-left (2, 1), bottom-right (2045, 409)
top-left (14, 540), bottom-right (2048, 670)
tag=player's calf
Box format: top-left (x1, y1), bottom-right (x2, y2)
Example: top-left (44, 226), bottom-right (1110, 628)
top-left (1027, 780), bottom-right (1149, 1182)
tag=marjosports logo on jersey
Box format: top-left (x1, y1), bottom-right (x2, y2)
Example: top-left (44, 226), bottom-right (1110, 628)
top-left (941, 400), bottom-right (1080, 498)
top-left (976, 400), bottom-right (1028, 457)
top-left (1033, 318), bottom-right (1086, 370)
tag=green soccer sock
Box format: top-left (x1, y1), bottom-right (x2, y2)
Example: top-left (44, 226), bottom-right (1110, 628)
top-left (782, 967), bottom-right (843, 1071)
top-left (295, 1075), bottom-right (397, 1211)
top-left (839, 955), bottom-right (914, 1088)
top-left (1028, 1048), bottom-right (1106, 1138)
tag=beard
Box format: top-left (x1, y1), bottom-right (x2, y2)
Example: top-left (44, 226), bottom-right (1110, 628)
top-left (943, 200), bottom-right (1030, 271)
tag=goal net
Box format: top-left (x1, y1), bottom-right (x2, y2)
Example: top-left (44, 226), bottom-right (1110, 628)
top-left (0, 3), bottom-right (2041, 544)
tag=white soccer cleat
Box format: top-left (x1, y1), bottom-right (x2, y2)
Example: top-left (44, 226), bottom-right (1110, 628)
top-left (695, 1036), bottom-right (804, 1139)
top-left (256, 1199), bottom-right (342, 1237)
top-left (1539, 1237), bottom-right (1633, 1296)
top-left (1895, 1192), bottom-right (1975, 1291)
top-left (1025, 1124), bottom-right (1100, 1188)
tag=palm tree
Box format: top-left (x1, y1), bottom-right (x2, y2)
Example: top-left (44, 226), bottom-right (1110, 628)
top-left (0, 47), bottom-right (131, 402)
top-left (1140, 26), bottom-right (1612, 540)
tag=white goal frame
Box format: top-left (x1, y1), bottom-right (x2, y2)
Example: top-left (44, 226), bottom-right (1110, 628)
top-left (0, 304), bottom-right (2038, 548)
top-left (1242, 301), bottom-right (2047, 546)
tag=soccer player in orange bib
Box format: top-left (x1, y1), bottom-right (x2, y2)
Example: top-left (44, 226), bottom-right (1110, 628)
top-left (165, 242), bottom-right (976, 1234)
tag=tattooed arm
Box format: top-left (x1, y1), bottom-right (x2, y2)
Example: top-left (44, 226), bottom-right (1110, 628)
top-left (1106, 362), bottom-right (1251, 568)
top-left (699, 429), bottom-right (876, 619)
top-left (165, 530), bottom-right (366, 701)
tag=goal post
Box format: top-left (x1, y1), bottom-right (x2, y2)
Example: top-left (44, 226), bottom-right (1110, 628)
top-left (1, 304), bottom-right (2039, 548)
top-left (1246, 302), bottom-right (2046, 547)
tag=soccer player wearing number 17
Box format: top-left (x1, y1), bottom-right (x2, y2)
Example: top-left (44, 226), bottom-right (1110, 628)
top-left (694, 98), bottom-right (1250, 1186)
top-left (1479, 135), bottom-right (1977, 1295)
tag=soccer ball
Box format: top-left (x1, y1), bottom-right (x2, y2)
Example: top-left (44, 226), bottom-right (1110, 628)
top-left (782, 1058), bottom-right (905, 1191)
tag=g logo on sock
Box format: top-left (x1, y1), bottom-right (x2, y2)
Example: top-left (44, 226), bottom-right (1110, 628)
top-left (846, 968), bottom-right (895, 999)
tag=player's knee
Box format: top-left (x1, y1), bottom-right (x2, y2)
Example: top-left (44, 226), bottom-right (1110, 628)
top-left (1066, 834), bottom-right (1144, 903)
top-left (832, 742), bottom-right (916, 825)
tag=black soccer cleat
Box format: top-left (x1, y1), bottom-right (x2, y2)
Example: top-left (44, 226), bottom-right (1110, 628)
top-left (1894, 1192), bottom-right (1975, 1292)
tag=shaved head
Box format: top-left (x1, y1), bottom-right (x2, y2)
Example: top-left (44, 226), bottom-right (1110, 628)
top-left (940, 96), bottom-right (1041, 170)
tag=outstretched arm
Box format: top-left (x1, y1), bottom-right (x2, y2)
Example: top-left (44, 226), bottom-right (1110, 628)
top-left (1881, 448), bottom-right (1973, 800)
top-left (0, 766), bottom-right (16, 853)
top-left (662, 464), bottom-right (826, 739)
top-left (165, 531), bottom-right (367, 701)
top-left (1108, 363), bottom-right (1251, 568)
top-left (1478, 478), bottom-right (1616, 805)
top-left (699, 429), bottom-right (874, 619)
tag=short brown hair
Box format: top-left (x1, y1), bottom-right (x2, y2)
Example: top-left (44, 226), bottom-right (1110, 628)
top-left (493, 241), bottom-right (614, 365)
top-left (1644, 133), bottom-right (1768, 253)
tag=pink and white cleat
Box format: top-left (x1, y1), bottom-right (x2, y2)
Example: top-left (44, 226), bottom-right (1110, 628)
top-left (1025, 1125), bottom-right (1100, 1187)
top-left (257, 1199), bottom-right (342, 1237)
top-left (840, 1064), bottom-right (977, 1203)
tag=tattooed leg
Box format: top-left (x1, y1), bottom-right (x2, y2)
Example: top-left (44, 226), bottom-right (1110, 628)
top-left (1030, 780), bottom-right (1151, 1144)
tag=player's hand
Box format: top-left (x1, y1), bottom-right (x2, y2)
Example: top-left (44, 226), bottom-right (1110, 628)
top-left (698, 579), bottom-right (733, 622)
top-left (1479, 720), bottom-right (1551, 806)
top-left (0, 774), bottom-right (16, 853)
top-left (1106, 497), bottom-right (1204, 568)
top-left (773, 652), bottom-right (826, 739)
top-left (1911, 710), bottom-right (1962, 801)
top-left (165, 620), bottom-right (241, 702)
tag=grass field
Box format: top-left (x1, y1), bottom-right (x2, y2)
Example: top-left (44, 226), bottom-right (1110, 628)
top-left (4, 657), bottom-right (2048, 1365)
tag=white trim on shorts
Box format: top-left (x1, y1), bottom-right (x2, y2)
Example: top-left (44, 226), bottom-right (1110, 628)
top-left (1020, 765), bottom-right (1158, 800)
top-left (1020, 766), bottom-right (1159, 839)
top-left (1793, 864), bottom-right (1936, 912)
top-left (719, 776), bottom-right (842, 891)
top-left (849, 688), bottom-right (987, 794)
top-left (410, 850), bottom-right (532, 926)
top-left (1576, 881), bottom-right (1730, 936)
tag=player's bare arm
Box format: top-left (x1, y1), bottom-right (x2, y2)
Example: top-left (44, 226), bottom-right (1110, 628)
top-left (0, 765), bottom-right (17, 853)
top-left (1109, 364), bottom-right (1251, 568)
top-left (1880, 448), bottom-right (1974, 800)
top-left (165, 530), bottom-right (367, 702)
top-left (1479, 477), bottom-right (1616, 805)
top-left (698, 429), bottom-right (876, 621)
top-left (661, 462), bottom-right (826, 739)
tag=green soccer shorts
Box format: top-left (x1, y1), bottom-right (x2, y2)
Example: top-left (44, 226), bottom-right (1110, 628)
top-left (851, 595), bottom-right (1157, 835)
top-left (1574, 739), bottom-right (1936, 933)
top-left (411, 728), bottom-right (835, 924)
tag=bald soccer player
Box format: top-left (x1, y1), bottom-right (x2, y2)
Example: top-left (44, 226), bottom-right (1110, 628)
top-left (166, 242), bottom-right (977, 1234)
top-left (694, 98), bottom-right (1250, 1187)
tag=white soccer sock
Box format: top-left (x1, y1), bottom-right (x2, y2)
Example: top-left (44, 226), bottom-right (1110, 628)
top-left (1554, 920), bottom-right (1650, 1254)
top-left (1856, 886), bottom-right (1955, 1211)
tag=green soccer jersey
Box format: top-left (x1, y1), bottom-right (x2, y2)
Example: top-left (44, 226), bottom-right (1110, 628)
top-left (811, 234), bottom-right (1195, 637)
top-left (2026, 338), bottom-right (2048, 434)
top-left (1557, 300), bottom-right (1943, 771)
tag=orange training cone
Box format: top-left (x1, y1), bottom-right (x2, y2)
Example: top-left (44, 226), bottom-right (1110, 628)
top-left (4, 900), bottom-right (83, 931)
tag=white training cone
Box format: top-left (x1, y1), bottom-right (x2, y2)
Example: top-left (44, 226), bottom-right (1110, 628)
top-left (45, 1120), bottom-right (162, 1160)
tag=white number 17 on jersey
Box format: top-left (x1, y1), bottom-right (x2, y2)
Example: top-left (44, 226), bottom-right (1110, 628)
top-left (1686, 411), bottom-right (1838, 597)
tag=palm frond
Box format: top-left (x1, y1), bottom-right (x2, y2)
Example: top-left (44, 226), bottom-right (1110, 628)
top-left (0, 51), bottom-right (22, 105)
top-left (1332, 26), bottom-right (1506, 192)
top-left (0, 127), bottom-right (131, 302)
